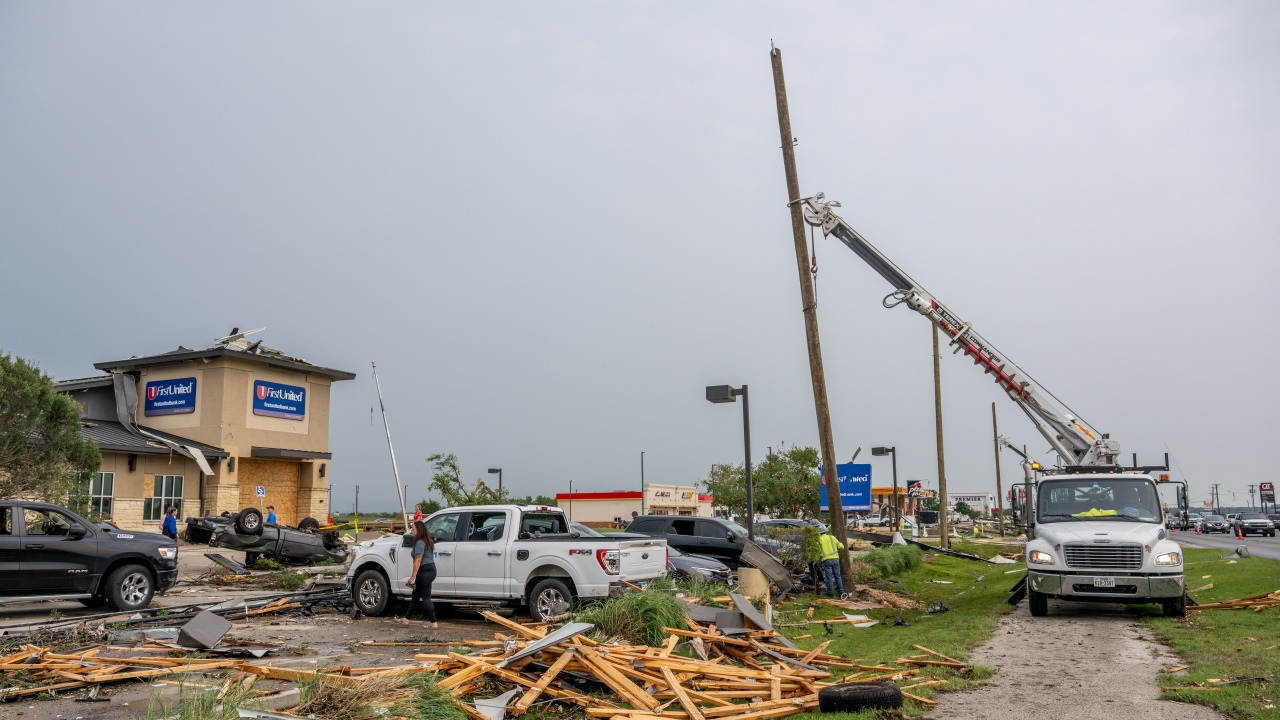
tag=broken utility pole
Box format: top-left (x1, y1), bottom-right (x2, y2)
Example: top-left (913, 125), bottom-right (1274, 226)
top-left (770, 46), bottom-right (851, 583)
top-left (932, 324), bottom-right (950, 548)
top-left (992, 402), bottom-right (1005, 536)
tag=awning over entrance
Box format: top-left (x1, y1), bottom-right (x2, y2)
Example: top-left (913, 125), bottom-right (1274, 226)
top-left (250, 446), bottom-right (332, 460)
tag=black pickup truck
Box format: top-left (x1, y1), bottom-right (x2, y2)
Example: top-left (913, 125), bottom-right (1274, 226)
top-left (0, 501), bottom-right (179, 611)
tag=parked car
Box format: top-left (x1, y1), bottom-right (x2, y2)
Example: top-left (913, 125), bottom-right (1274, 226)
top-left (347, 505), bottom-right (668, 622)
top-left (568, 522), bottom-right (649, 540)
top-left (186, 507), bottom-right (347, 565)
top-left (1232, 513), bottom-right (1276, 537)
top-left (0, 501), bottom-right (178, 611)
top-left (666, 546), bottom-right (733, 585)
top-left (849, 513), bottom-right (882, 528)
top-left (1197, 514), bottom-right (1230, 533)
top-left (1267, 513), bottom-right (1280, 531)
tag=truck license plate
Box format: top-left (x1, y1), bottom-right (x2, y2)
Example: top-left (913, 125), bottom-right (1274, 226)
top-left (1093, 576), bottom-right (1116, 588)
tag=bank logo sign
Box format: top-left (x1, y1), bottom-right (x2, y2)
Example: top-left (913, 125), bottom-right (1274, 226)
top-left (252, 380), bottom-right (306, 420)
top-left (819, 463), bottom-right (872, 513)
top-left (143, 377), bottom-right (197, 416)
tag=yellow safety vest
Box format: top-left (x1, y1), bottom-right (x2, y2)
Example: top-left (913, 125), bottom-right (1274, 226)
top-left (819, 534), bottom-right (843, 561)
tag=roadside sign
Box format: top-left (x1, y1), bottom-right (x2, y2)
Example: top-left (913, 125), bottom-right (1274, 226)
top-left (819, 463), bottom-right (872, 513)
top-left (255, 486), bottom-right (266, 498)
top-left (1262, 481), bottom-right (1275, 504)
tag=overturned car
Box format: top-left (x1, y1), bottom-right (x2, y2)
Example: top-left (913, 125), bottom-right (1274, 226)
top-left (185, 507), bottom-right (348, 565)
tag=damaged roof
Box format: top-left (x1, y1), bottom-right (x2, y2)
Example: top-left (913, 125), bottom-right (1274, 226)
top-left (79, 420), bottom-right (229, 458)
top-left (92, 340), bottom-right (356, 381)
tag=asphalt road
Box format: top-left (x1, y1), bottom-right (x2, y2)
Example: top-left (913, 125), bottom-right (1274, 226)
top-left (1174, 527), bottom-right (1280, 560)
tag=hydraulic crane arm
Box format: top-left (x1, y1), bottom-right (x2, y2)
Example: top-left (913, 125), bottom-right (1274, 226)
top-left (799, 194), bottom-right (1122, 467)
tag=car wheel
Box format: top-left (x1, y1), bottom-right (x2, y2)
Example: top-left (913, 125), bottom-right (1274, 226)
top-left (353, 569), bottom-right (390, 616)
top-left (236, 507), bottom-right (264, 535)
top-left (1162, 592), bottom-right (1187, 618)
top-left (105, 564), bottom-right (155, 612)
top-left (78, 596), bottom-right (108, 608)
top-left (1028, 588), bottom-right (1048, 617)
top-left (818, 682), bottom-right (903, 711)
top-left (529, 578), bottom-right (574, 622)
top-left (298, 517), bottom-right (320, 533)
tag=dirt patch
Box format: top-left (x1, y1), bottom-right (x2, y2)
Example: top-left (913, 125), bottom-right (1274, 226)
top-left (931, 600), bottom-right (1224, 719)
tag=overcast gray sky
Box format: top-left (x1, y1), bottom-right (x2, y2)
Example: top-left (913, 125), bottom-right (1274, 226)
top-left (3, 2), bottom-right (1277, 513)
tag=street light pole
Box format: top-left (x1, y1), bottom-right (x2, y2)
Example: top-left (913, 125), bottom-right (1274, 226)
top-left (488, 468), bottom-right (503, 497)
top-left (706, 384), bottom-right (755, 541)
top-left (872, 447), bottom-right (899, 532)
top-left (640, 452), bottom-right (646, 515)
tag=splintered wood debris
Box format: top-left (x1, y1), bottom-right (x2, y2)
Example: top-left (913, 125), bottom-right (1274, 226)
top-left (1188, 589), bottom-right (1280, 611)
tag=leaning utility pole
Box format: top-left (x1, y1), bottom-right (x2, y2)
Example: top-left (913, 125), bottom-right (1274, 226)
top-left (932, 325), bottom-right (951, 547)
top-left (770, 46), bottom-right (850, 582)
top-left (992, 402), bottom-right (1005, 537)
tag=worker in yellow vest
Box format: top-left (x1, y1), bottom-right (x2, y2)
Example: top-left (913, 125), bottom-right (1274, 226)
top-left (819, 528), bottom-right (845, 598)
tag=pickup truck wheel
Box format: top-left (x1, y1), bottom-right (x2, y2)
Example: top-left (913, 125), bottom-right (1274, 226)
top-left (237, 508), bottom-right (264, 535)
top-left (529, 578), bottom-right (574, 622)
top-left (1028, 587), bottom-right (1048, 617)
top-left (1162, 592), bottom-right (1187, 618)
top-left (353, 569), bottom-right (391, 616)
top-left (298, 517), bottom-right (320, 533)
top-left (105, 564), bottom-right (155, 612)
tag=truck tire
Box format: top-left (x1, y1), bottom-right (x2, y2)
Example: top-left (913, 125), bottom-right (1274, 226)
top-left (1028, 587), bottom-right (1048, 617)
top-left (104, 564), bottom-right (155, 612)
top-left (353, 569), bottom-right (391, 616)
top-left (237, 508), bottom-right (264, 535)
top-left (529, 578), bottom-right (574, 622)
top-left (1162, 592), bottom-right (1187, 618)
top-left (298, 517), bottom-right (320, 533)
top-left (818, 682), bottom-right (903, 711)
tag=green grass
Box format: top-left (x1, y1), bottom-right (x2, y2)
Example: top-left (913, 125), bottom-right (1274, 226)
top-left (778, 542), bottom-right (1021, 718)
top-left (575, 588), bottom-right (689, 646)
top-left (1143, 548), bottom-right (1280, 719)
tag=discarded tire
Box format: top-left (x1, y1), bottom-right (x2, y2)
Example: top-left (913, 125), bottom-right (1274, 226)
top-left (298, 517), bottom-right (320, 532)
top-left (818, 682), bottom-right (903, 711)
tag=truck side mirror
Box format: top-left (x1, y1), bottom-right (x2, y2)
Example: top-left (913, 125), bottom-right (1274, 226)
top-left (727, 532), bottom-right (736, 542)
top-left (401, 535), bottom-right (414, 548)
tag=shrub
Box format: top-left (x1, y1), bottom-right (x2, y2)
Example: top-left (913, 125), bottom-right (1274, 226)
top-left (864, 544), bottom-right (922, 577)
top-left (575, 591), bottom-right (688, 646)
top-left (250, 557), bottom-right (287, 572)
top-left (847, 561), bottom-right (879, 585)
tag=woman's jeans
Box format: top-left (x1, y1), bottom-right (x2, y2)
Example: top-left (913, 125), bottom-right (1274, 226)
top-left (404, 563), bottom-right (437, 623)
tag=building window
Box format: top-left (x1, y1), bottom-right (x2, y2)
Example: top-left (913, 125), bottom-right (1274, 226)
top-left (77, 472), bottom-right (114, 519)
top-left (144, 475), bottom-right (183, 521)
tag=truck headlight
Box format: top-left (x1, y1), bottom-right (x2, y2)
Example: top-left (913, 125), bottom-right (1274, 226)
top-left (1028, 550), bottom-right (1055, 565)
top-left (158, 547), bottom-right (178, 560)
top-left (1154, 552), bottom-right (1181, 566)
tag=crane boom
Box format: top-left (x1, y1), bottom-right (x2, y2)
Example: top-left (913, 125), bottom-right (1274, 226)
top-left (799, 193), bottom-right (1121, 467)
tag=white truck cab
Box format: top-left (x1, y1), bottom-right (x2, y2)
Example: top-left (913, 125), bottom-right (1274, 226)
top-left (1025, 473), bottom-right (1185, 617)
top-left (345, 505), bottom-right (668, 621)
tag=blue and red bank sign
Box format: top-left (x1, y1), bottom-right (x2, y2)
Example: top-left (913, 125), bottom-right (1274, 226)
top-left (253, 380), bottom-right (306, 421)
top-left (144, 377), bottom-right (197, 416)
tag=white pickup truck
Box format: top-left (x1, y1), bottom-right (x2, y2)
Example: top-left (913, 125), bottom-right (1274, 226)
top-left (345, 505), bottom-right (668, 621)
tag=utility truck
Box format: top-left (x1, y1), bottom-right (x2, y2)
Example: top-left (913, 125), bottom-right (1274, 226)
top-left (344, 505), bottom-right (668, 621)
top-left (798, 193), bottom-right (1188, 616)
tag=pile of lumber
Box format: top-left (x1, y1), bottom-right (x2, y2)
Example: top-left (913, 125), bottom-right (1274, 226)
top-left (1188, 589), bottom-right (1280, 612)
top-left (0, 645), bottom-right (240, 700)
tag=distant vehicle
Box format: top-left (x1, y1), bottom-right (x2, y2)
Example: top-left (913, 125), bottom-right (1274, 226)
top-left (1197, 515), bottom-right (1230, 534)
top-left (1225, 513), bottom-right (1241, 525)
top-left (1232, 513), bottom-right (1276, 537)
top-left (0, 501), bottom-right (178, 611)
top-left (186, 508), bottom-right (347, 565)
top-left (1267, 513), bottom-right (1280, 531)
top-left (666, 546), bottom-right (732, 584)
top-left (625, 515), bottom-right (773, 563)
top-left (347, 505), bottom-right (667, 622)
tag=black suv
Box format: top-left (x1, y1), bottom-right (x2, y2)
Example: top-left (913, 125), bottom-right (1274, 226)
top-left (625, 515), bottom-right (750, 562)
top-left (0, 501), bottom-right (179, 611)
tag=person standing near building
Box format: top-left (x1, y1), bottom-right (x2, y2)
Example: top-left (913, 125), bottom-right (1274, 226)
top-left (819, 527), bottom-right (845, 598)
top-left (266, 505), bottom-right (277, 525)
top-left (400, 520), bottom-right (438, 629)
top-left (161, 506), bottom-right (179, 542)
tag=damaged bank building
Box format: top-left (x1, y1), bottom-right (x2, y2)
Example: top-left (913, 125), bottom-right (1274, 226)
top-left (55, 335), bottom-right (355, 532)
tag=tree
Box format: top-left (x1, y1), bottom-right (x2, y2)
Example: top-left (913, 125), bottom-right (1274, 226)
top-left (426, 453), bottom-right (505, 506)
top-left (509, 494), bottom-right (558, 507)
top-left (0, 353), bottom-right (101, 503)
top-left (701, 463), bottom-right (746, 518)
top-left (753, 444), bottom-right (822, 519)
top-left (954, 501), bottom-right (977, 518)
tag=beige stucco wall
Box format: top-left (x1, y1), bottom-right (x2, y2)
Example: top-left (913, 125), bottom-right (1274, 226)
top-left (561, 498), bottom-right (641, 525)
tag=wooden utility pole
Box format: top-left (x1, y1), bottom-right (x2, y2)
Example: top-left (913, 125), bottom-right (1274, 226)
top-left (992, 402), bottom-right (1005, 536)
top-left (770, 47), bottom-right (850, 583)
top-left (932, 325), bottom-right (950, 548)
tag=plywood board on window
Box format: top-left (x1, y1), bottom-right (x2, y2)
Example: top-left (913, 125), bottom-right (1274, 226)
top-left (237, 459), bottom-right (300, 524)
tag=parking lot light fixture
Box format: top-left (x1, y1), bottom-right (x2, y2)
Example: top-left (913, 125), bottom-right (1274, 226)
top-left (488, 468), bottom-right (503, 496)
top-left (871, 446), bottom-right (900, 531)
top-left (706, 384), bottom-right (753, 540)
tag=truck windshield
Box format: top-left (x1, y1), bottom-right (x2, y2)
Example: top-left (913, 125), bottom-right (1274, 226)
top-left (1037, 478), bottom-right (1162, 524)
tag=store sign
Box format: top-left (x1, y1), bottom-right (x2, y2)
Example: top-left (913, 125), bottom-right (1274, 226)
top-left (908, 481), bottom-right (922, 498)
top-left (681, 491), bottom-right (696, 500)
top-left (144, 377), bottom-right (197, 416)
top-left (1262, 482), bottom-right (1275, 503)
top-left (253, 380), bottom-right (306, 420)
top-left (819, 463), bottom-right (871, 512)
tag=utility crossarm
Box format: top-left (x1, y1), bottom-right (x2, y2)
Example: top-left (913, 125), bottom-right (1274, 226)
top-left (798, 193), bottom-right (1121, 467)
